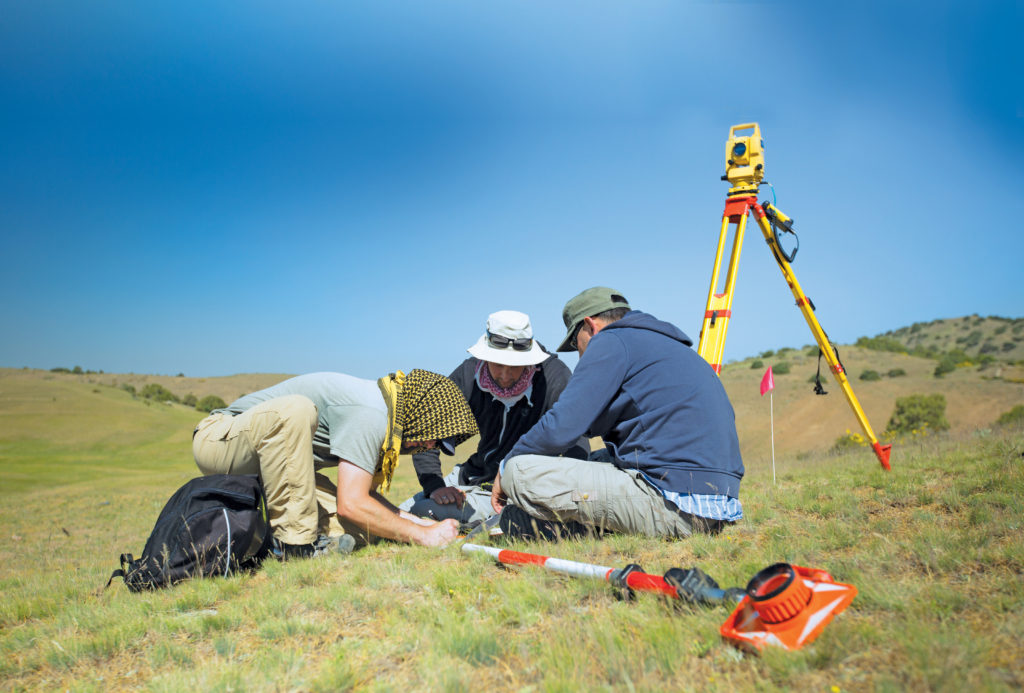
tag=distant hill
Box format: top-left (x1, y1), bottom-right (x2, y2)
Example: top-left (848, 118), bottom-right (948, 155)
top-left (7, 314), bottom-right (1023, 472)
top-left (871, 314), bottom-right (1024, 362)
top-left (719, 314), bottom-right (1024, 468)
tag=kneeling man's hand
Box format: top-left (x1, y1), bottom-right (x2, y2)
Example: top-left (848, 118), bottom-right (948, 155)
top-left (430, 486), bottom-right (466, 508)
top-left (491, 472), bottom-right (507, 514)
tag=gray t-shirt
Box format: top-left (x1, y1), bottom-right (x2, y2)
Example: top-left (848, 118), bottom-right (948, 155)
top-left (217, 372), bottom-right (387, 475)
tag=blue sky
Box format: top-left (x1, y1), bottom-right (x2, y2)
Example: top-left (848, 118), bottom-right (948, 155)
top-left (2, 1), bottom-right (1021, 379)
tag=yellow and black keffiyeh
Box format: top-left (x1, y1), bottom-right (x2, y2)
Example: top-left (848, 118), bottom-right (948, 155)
top-left (374, 369), bottom-right (478, 492)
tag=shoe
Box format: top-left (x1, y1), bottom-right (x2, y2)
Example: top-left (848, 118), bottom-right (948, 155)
top-left (272, 534), bottom-right (356, 560)
top-left (271, 537), bottom-right (315, 560)
top-left (498, 505), bottom-right (590, 541)
top-left (312, 534), bottom-right (356, 557)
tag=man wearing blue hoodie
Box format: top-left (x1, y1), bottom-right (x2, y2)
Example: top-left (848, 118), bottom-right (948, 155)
top-left (490, 287), bottom-right (744, 539)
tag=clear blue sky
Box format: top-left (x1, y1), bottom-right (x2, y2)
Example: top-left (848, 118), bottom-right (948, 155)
top-left (2, 1), bottom-right (1021, 379)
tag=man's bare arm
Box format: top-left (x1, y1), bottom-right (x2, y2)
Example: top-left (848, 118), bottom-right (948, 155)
top-left (336, 460), bottom-right (458, 547)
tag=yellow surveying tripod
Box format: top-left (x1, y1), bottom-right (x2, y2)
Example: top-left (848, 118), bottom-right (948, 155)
top-left (697, 123), bottom-right (892, 470)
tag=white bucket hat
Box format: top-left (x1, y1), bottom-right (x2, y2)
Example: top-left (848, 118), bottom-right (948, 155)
top-left (467, 310), bottom-right (549, 367)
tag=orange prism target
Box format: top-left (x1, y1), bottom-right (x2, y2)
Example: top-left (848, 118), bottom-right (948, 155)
top-left (720, 563), bottom-right (857, 652)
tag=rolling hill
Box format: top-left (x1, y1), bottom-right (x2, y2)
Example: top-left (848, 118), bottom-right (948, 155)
top-left (6, 315), bottom-right (1023, 476)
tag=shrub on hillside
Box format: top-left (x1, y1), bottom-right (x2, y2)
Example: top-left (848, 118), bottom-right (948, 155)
top-left (859, 369), bottom-right (881, 381)
top-left (773, 362), bottom-right (791, 375)
top-left (750, 359), bottom-right (764, 369)
top-left (886, 393), bottom-right (950, 436)
top-left (934, 355), bottom-right (958, 377)
top-left (50, 367), bottom-right (71, 373)
top-left (911, 345), bottom-right (942, 359)
top-left (833, 429), bottom-right (868, 451)
top-left (140, 383), bottom-right (179, 404)
top-left (956, 330), bottom-right (983, 347)
top-left (183, 393), bottom-right (198, 408)
top-left (121, 384), bottom-right (136, 397)
top-left (933, 348), bottom-right (972, 377)
top-left (887, 368), bottom-right (906, 378)
top-left (760, 349), bottom-right (774, 359)
top-left (996, 405), bottom-right (1024, 428)
top-left (855, 335), bottom-right (908, 354)
top-left (196, 395), bottom-right (227, 413)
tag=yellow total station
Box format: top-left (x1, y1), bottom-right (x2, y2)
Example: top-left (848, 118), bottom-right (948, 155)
top-left (696, 122), bottom-right (892, 470)
top-left (723, 123), bottom-right (765, 194)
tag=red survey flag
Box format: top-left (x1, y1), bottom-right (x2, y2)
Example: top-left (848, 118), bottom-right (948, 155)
top-left (760, 366), bottom-right (775, 396)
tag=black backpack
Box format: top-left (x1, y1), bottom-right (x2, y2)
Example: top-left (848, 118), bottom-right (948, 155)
top-left (108, 474), bottom-right (272, 592)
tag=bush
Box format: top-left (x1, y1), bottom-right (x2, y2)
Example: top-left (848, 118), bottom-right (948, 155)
top-left (887, 368), bottom-right (906, 378)
top-left (140, 383), bottom-right (179, 403)
top-left (855, 336), bottom-right (908, 354)
top-left (750, 360), bottom-right (764, 369)
top-left (859, 369), bottom-right (881, 381)
top-left (760, 350), bottom-right (775, 359)
top-left (886, 394), bottom-right (950, 436)
top-left (996, 404), bottom-right (1024, 427)
top-left (934, 348), bottom-right (975, 375)
top-left (196, 395), bottom-right (227, 413)
top-left (956, 330), bottom-right (983, 347)
top-left (183, 393), bottom-right (198, 408)
top-left (833, 430), bottom-right (868, 451)
top-left (910, 345), bottom-right (942, 359)
top-left (121, 384), bottom-right (136, 396)
top-left (50, 367), bottom-right (71, 374)
top-left (773, 362), bottom-right (791, 375)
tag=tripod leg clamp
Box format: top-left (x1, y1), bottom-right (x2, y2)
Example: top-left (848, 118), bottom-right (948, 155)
top-left (664, 567), bottom-right (744, 606)
top-left (609, 563), bottom-right (645, 601)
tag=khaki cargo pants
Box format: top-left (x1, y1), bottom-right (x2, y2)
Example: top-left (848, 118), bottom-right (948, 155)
top-left (502, 454), bottom-right (715, 538)
top-left (192, 395), bottom-right (346, 546)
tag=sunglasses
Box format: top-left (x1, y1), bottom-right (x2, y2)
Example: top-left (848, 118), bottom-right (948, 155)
top-left (569, 322), bottom-right (582, 350)
top-left (569, 321), bottom-right (591, 350)
top-left (487, 331), bottom-right (533, 351)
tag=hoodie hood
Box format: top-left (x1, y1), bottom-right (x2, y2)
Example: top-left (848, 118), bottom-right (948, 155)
top-left (601, 310), bottom-right (693, 347)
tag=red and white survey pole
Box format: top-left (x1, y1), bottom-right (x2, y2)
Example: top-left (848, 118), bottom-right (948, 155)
top-left (462, 543), bottom-right (679, 598)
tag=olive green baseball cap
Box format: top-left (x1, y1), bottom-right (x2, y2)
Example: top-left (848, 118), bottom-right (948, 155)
top-left (556, 287), bottom-right (631, 352)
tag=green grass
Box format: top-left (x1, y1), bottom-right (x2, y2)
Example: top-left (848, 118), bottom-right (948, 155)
top-left (1, 369), bottom-right (1023, 690)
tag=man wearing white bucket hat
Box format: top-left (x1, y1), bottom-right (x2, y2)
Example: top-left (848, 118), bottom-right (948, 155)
top-left (400, 310), bottom-right (589, 527)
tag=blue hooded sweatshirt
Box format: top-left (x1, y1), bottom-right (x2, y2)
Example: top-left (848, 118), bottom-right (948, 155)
top-left (504, 310), bottom-right (744, 498)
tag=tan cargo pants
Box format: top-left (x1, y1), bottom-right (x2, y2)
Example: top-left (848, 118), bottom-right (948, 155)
top-left (192, 394), bottom-right (347, 545)
top-left (501, 454), bottom-right (700, 538)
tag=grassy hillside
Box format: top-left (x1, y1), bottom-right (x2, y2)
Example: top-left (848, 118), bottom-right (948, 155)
top-left (0, 367), bottom-right (1022, 690)
top-left (877, 314), bottom-right (1024, 363)
top-left (719, 340), bottom-right (1024, 470)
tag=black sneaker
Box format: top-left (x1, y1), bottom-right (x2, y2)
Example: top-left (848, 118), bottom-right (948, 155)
top-left (499, 505), bottom-right (590, 541)
top-left (271, 537), bottom-right (315, 560)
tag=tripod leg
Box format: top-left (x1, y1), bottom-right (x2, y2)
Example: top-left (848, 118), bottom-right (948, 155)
top-left (751, 202), bottom-right (892, 470)
top-left (698, 196), bottom-right (757, 374)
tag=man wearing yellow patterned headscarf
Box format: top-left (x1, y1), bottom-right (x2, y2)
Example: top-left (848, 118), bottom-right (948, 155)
top-left (192, 370), bottom-right (477, 558)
